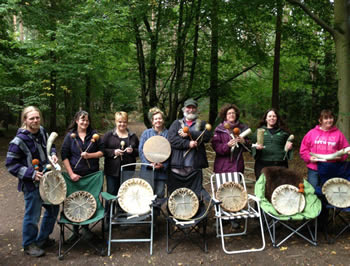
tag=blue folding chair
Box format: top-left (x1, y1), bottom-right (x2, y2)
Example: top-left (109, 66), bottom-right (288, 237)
top-left (317, 162), bottom-right (350, 243)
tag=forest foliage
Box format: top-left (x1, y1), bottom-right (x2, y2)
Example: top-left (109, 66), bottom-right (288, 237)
top-left (0, 0), bottom-right (346, 141)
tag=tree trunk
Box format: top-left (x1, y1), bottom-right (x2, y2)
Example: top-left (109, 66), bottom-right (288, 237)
top-left (286, 0), bottom-right (350, 139)
top-left (334, 1), bottom-right (350, 138)
top-left (133, 18), bottom-right (150, 128)
top-left (188, 0), bottom-right (201, 93)
top-left (85, 74), bottom-right (91, 113)
top-left (170, 0), bottom-right (185, 123)
top-left (209, 0), bottom-right (219, 126)
top-left (49, 70), bottom-right (57, 132)
top-left (272, 0), bottom-right (283, 110)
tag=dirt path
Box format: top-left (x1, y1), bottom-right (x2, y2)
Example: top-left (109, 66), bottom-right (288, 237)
top-left (0, 125), bottom-right (349, 265)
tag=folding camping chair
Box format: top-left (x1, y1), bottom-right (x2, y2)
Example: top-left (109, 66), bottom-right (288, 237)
top-left (317, 162), bottom-right (350, 243)
top-left (58, 171), bottom-right (106, 260)
top-left (164, 169), bottom-right (211, 254)
top-left (105, 163), bottom-right (156, 256)
top-left (211, 172), bottom-right (265, 254)
top-left (255, 172), bottom-right (321, 248)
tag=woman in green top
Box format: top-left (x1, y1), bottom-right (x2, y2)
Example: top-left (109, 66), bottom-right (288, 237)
top-left (252, 108), bottom-right (293, 179)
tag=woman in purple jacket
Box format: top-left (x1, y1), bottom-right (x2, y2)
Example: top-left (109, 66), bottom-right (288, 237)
top-left (212, 104), bottom-right (250, 173)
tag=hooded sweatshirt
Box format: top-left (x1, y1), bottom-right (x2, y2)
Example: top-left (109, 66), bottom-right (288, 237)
top-left (300, 125), bottom-right (349, 171)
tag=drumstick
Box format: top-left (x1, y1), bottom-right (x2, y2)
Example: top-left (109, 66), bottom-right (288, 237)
top-left (183, 124), bottom-right (212, 158)
top-left (183, 126), bottom-right (193, 141)
top-left (113, 140), bottom-right (126, 159)
top-left (120, 140), bottom-right (125, 161)
top-left (283, 134), bottom-right (294, 160)
top-left (74, 134), bottom-right (99, 169)
top-left (71, 133), bottom-right (90, 168)
top-left (298, 183), bottom-right (304, 213)
top-left (32, 159), bottom-right (40, 183)
top-left (195, 124), bottom-right (212, 141)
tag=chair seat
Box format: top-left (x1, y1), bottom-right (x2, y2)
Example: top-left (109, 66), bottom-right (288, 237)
top-left (219, 209), bottom-right (260, 219)
top-left (59, 208), bottom-right (105, 226)
top-left (107, 163), bottom-right (155, 256)
top-left (211, 172), bottom-right (266, 254)
top-left (58, 171), bottom-right (106, 260)
top-left (255, 173), bottom-right (321, 247)
top-left (112, 211), bottom-right (152, 223)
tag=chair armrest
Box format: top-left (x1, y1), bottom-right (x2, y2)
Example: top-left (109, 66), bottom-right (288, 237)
top-left (101, 192), bottom-right (117, 201)
top-left (212, 198), bottom-right (222, 206)
top-left (248, 194), bottom-right (260, 202)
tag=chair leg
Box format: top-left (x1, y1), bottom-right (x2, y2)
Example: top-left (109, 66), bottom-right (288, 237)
top-left (108, 210), bottom-right (113, 256)
top-left (150, 209), bottom-right (154, 255)
top-left (203, 218), bottom-right (208, 253)
top-left (219, 216), bottom-right (265, 254)
top-left (166, 219), bottom-right (170, 253)
top-left (58, 224), bottom-right (64, 260)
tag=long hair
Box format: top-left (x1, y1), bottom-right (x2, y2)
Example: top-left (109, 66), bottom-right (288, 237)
top-left (21, 106), bottom-right (41, 129)
top-left (67, 110), bottom-right (92, 132)
top-left (257, 108), bottom-right (290, 133)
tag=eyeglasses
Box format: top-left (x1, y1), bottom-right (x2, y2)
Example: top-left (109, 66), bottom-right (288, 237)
top-left (227, 112), bottom-right (236, 115)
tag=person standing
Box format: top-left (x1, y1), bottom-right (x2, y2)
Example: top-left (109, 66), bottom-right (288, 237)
top-left (252, 108), bottom-right (293, 179)
top-left (212, 104), bottom-right (250, 174)
top-left (6, 106), bottom-right (59, 257)
top-left (103, 111), bottom-right (139, 199)
top-left (61, 110), bottom-right (103, 242)
top-left (300, 109), bottom-right (349, 189)
top-left (139, 107), bottom-right (169, 198)
top-left (168, 98), bottom-right (212, 200)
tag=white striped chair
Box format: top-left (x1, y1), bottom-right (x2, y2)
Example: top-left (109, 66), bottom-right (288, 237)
top-left (210, 172), bottom-right (265, 254)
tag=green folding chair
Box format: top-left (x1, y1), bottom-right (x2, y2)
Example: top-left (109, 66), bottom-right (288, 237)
top-left (58, 170), bottom-right (106, 260)
top-left (255, 173), bottom-right (321, 248)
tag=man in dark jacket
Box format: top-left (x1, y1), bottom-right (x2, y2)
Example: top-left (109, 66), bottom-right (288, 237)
top-left (168, 99), bottom-right (212, 199)
top-left (6, 106), bottom-right (59, 257)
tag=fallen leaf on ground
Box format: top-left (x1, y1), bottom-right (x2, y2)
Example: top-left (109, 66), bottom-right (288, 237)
top-left (279, 246), bottom-right (288, 251)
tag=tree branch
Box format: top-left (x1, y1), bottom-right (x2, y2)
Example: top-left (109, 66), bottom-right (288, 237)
top-left (286, 0), bottom-right (337, 37)
top-left (218, 63), bottom-right (258, 88)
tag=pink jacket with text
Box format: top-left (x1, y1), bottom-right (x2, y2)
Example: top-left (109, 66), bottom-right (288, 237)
top-left (300, 125), bottom-right (349, 171)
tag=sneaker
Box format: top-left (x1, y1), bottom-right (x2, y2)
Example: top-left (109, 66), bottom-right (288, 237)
top-left (36, 238), bottom-right (55, 249)
top-left (24, 243), bottom-right (45, 257)
top-left (82, 227), bottom-right (94, 241)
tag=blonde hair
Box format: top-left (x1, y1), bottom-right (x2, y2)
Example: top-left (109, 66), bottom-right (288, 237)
top-left (148, 107), bottom-right (164, 121)
top-left (115, 111), bottom-right (128, 122)
top-left (21, 106), bottom-right (41, 129)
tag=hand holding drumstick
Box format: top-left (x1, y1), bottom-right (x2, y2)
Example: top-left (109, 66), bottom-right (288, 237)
top-left (74, 133), bottom-right (99, 169)
top-left (183, 124), bottom-right (212, 158)
top-left (71, 133), bottom-right (91, 168)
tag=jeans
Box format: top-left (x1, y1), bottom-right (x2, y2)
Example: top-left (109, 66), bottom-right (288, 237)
top-left (105, 175), bottom-right (120, 220)
top-left (154, 180), bottom-right (166, 198)
top-left (307, 168), bottom-right (319, 190)
top-left (106, 175), bottom-right (120, 196)
top-left (22, 187), bottom-right (59, 247)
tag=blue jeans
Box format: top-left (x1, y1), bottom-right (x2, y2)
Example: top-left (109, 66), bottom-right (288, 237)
top-left (22, 187), bottom-right (59, 247)
top-left (106, 175), bottom-right (120, 196)
top-left (307, 168), bottom-right (319, 190)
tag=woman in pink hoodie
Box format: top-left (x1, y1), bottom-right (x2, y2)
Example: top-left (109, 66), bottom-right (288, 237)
top-left (300, 109), bottom-right (349, 189)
